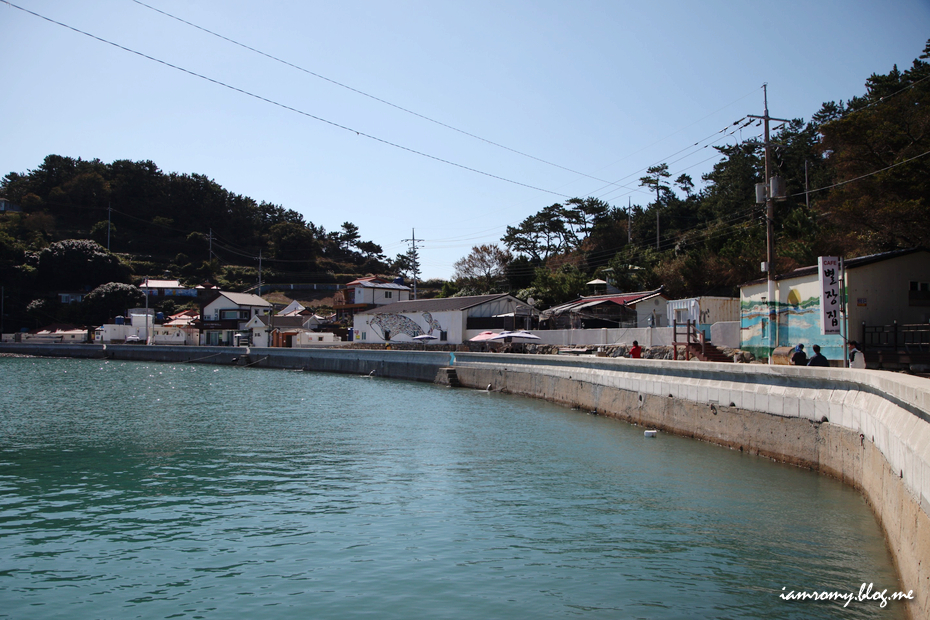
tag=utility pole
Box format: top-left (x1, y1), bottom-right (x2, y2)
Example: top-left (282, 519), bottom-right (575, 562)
top-left (208, 228), bottom-right (214, 262)
top-left (627, 197), bottom-right (632, 245)
top-left (749, 85), bottom-right (790, 362)
top-left (258, 249), bottom-right (263, 295)
top-left (401, 228), bottom-right (424, 300)
top-left (107, 203), bottom-right (112, 251)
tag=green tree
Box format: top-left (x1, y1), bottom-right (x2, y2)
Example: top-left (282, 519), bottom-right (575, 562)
top-left (815, 40), bottom-right (930, 252)
top-left (82, 282), bottom-right (145, 325)
top-left (530, 264), bottom-right (588, 307)
top-left (35, 239), bottom-right (130, 291)
top-left (452, 244), bottom-right (513, 293)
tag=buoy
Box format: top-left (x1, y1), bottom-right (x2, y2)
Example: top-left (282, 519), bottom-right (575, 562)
top-left (644, 430), bottom-right (658, 438)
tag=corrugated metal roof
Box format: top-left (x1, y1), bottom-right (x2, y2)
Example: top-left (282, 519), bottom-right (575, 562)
top-left (355, 281), bottom-right (411, 290)
top-left (739, 248), bottom-right (926, 287)
top-left (541, 288), bottom-right (665, 317)
top-left (356, 294), bottom-right (516, 315)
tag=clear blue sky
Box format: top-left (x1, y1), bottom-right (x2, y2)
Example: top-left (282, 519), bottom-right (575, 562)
top-left (2, 0), bottom-right (928, 280)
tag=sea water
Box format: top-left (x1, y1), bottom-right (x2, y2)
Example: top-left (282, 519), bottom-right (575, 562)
top-left (0, 357), bottom-right (905, 619)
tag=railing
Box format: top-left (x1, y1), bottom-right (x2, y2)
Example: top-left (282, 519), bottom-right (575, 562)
top-left (671, 320), bottom-right (704, 360)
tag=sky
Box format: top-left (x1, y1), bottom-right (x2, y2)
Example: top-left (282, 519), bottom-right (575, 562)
top-left (2, 0), bottom-right (929, 280)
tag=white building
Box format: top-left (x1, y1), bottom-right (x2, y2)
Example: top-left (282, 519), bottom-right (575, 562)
top-left (353, 294), bottom-right (525, 344)
top-left (139, 278), bottom-right (196, 299)
top-left (198, 291), bottom-right (272, 346)
top-left (335, 277), bottom-right (411, 320)
top-left (666, 296), bottom-right (740, 340)
top-left (740, 248), bottom-right (930, 362)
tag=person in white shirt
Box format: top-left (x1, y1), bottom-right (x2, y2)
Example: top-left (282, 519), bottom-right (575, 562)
top-left (848, 341), bottom-right (866, 369)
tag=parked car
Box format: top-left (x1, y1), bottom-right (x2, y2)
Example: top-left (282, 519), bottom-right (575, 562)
top-left (125, 335), bottom-right (143, 344)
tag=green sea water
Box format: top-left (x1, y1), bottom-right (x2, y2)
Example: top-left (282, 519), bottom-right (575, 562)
top-left (0, 357), bottom-right (906, 619)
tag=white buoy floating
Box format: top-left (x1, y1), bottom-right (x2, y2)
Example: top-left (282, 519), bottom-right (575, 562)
top-left (644, 429), bottom-right (658, 438)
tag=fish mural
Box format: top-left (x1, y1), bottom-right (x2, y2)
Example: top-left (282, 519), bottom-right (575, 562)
top-left (368, 313), bottom-right (424, 340)
top-left (422, 311), bottom-right (442, 335)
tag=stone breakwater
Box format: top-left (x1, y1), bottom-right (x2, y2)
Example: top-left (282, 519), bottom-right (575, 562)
top-left (3, 342), bottom-right (928, 619)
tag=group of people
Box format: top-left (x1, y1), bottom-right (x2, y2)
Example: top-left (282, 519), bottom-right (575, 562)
top-left (790, 341), bottom-right (865, 368)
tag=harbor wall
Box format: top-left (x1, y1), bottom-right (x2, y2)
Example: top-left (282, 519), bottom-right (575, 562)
top-left (3, 342), bottom-right (928, 617)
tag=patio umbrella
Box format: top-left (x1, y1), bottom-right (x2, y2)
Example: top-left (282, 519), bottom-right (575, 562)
top-left (489, 330), bottom-right (541, 342)
top-left (468, 331), bottom-right (498, 342)
top-left (413, 334), bottom-right (438, 341)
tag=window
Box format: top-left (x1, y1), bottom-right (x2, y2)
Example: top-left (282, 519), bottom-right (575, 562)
top-left (220, 309), bottom-right (249, 320)
top-left (440, 331), bottom-right (447, 341)
top-left (384, 291), bottom-right (392, 299)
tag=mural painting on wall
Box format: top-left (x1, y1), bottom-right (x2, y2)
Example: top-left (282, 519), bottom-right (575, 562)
top-left (741, 293), bottom-right (844, 360)
top-left (368, 312), bottom-right (444, 340)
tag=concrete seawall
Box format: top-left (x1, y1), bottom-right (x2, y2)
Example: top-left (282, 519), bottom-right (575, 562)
top-left (3, 343), bottom-right (928, 617)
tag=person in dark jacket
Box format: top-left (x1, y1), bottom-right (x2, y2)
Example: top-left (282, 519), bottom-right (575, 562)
top-left (790, 343), bottom-right (808, 366)
top-left (807, 344), bottom-right (829, 367)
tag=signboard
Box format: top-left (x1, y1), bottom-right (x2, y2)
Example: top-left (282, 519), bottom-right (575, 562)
top-left (818, 256), bottom-right (841, 335)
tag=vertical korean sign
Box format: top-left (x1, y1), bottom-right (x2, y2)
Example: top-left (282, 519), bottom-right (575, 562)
top-left (818, 256), bottom-right (841, 335)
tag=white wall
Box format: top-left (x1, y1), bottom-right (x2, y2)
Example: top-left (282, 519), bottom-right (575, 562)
top-left (711, 322), bottom-right (740, 348)
top-left (463, 327), bottom-right (675, 347)
top-left (354, 309), bottom-right (463, 343)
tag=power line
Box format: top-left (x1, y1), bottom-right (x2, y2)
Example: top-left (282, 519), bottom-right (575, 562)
top-left (7, 1), bottom-right (571, 199)
top-left (129, 0), bottom-right (633, 190)
top-left (789, 148), bottom-right (930, 197)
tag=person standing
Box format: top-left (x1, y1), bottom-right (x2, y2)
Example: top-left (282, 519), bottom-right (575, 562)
top-left (790, 344), bottom-right (808, 366)
top-left (630, 340), bottom-right (642, 359)
top-left (849, 341), bottom-right (866, 369)
top-left (807, 344), bottom-right (829, 367)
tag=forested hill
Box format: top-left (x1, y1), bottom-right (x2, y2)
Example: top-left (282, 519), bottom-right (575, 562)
top-left (449, 40), bottom-right (929, 306)
top-left (0, 157), bottom-right (390, 283)
top-left (1, 40), bottom-right (928, 328)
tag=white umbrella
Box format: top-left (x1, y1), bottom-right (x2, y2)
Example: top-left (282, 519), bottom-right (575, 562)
top-left (489, 330), bottom-right (541, 342)
top-left (413, 334), bottom-right (438, 341)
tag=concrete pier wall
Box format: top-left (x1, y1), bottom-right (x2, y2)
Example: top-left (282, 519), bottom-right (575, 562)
top-left (3, 343), bottom-right (927, 617)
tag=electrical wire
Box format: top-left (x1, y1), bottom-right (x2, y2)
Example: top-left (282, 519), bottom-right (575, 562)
top-left (129, 0), bottom-right (633, 190)
top-left (6, 1), bottom-right (571, 199)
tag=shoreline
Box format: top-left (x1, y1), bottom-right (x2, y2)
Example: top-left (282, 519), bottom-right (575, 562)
top-left (3, 342), bottom-right (927, 618)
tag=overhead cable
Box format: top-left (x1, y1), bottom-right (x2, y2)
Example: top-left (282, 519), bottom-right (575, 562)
top-left (7, 2), bottom-right (571, 199)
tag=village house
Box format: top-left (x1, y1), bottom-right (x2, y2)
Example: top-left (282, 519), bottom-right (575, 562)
top-left (334, 277), bottom-right (411, 321)
top-left (539, 288), bottom-right (669, 330)
top-left (20, 324), bottom-right (89, 343)
top-left (740, 248), bottom-right (930, 364)
top-left (139, 278), bottom-right (197, 299)
top-left (353, 294), bottom-right (526, 345)
top-left (197, 291), bottom-right (272, 346)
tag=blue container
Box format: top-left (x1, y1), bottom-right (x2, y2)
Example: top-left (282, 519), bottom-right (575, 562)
top-left (115, 316), bottom-right (124, 325)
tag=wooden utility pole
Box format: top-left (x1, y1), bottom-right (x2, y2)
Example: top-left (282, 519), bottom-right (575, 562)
top-left (749, 85), bottom-right (790, 361)
top-left (401, 228), bottom-right (424, 300)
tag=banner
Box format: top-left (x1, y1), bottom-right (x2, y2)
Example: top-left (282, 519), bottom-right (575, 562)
top-left (818, 256), bottom-right (841, 335)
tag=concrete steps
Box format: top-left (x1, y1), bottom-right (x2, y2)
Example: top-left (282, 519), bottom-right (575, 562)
top-left (439, 367), bottom-right (461, 387)
top-left (687, 342), bottom-right (733, 362)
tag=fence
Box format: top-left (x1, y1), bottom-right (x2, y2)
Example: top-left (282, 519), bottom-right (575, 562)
top-left (862, 321), bottom-right (930, 352)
